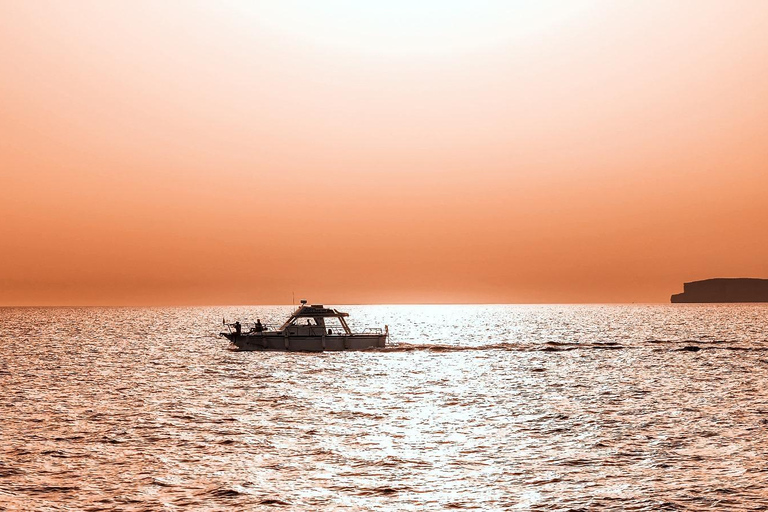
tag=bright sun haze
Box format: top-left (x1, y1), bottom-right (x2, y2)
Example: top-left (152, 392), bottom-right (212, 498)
top-left (1, 1), bottom-right (767, 305)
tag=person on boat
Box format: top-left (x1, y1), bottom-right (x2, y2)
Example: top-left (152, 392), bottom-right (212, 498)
top-left (255, 319), bottom-right (263, 332)
top-left (234, 321), bottom-right (241, 336)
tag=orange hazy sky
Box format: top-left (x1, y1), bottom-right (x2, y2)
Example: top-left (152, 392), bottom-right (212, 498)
top-left (1, 1), bottom-right (767, 305)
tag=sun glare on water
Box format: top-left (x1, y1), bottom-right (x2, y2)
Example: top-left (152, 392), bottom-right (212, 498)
top-left (229, 0), bottom-right (600, 56)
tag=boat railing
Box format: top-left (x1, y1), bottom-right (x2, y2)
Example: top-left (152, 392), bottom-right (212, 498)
top-left (224, 322), bottom-right (384, 336)
top-left (222, 322), bottom-right (278, 334)
top-left (248, 322), bottom-right (278, 333)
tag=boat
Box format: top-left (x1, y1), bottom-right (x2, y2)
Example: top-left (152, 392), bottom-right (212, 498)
top-left (220, 300), bottom-right (388, 352)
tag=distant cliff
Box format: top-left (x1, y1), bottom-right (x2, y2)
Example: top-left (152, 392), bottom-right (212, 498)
top-left (671, 278), bottom-right (768, 303)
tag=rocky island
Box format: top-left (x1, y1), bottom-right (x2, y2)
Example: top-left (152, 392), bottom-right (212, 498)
top-left (671, 278), bottom-right (768, 303)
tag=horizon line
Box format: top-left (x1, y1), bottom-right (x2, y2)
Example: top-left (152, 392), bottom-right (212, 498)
top-left (1, 301), bottom-right (723, 308)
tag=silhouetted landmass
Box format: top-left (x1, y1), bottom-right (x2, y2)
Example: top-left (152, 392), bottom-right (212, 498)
top-left (671, 278), bottom-right (768, 303)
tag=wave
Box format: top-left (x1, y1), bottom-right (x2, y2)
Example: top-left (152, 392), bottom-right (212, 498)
top-left (259, 498), bottom-right (291, 506)
top-left (202, 485), bottom-right (249, 498)
top-left (356, 486), bottom-right (409, 496)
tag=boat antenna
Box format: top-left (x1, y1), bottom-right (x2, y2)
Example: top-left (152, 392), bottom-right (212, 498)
top-left (292, 291), bottom-right (295, 305)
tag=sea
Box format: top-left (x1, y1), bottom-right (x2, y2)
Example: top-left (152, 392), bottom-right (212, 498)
top-left (2, 304), bottom-right (768, 511)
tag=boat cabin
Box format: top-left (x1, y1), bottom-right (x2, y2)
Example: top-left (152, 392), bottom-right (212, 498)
top-left (280, 303), bottom-right (353, 337)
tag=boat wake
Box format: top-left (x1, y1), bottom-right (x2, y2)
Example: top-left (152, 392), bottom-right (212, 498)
top-left (371, 342), bottom-right (625, 353)
top-left (374, 340), bottom-right (768, 353)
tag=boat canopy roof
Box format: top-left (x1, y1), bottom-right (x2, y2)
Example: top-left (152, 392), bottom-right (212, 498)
top-left (291, 305), bottom-right (349, 318)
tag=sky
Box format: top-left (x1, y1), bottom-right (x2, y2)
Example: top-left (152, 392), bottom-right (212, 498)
top-left (1, 0), bottom-right (767, 305)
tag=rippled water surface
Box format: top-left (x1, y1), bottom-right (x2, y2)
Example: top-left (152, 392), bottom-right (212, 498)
top-left (2, 305), bottom-right (768, 510)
